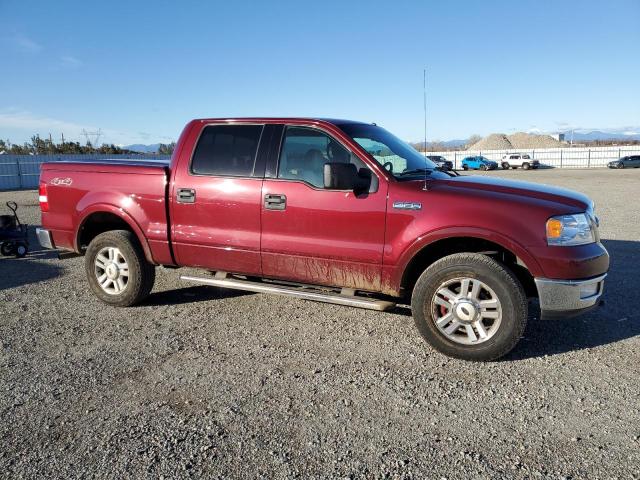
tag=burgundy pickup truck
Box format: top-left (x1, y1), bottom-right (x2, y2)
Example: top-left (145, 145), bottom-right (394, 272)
top-left (37, 118), bottom-right (609, 361)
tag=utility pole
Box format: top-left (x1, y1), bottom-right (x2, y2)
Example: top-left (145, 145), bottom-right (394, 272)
top-left (81, 128), bottom-right (102, 147)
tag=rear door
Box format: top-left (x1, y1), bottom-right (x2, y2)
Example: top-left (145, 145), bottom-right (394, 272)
top-left (170, 123), bottom-right (273, 274)
top-left (260, 125), bottom-right (387, 291)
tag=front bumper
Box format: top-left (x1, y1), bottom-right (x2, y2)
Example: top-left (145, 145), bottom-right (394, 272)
top-left (535, 274), bottom-right (606, 319)
top-left (36, 227), bottom-right (55, 249)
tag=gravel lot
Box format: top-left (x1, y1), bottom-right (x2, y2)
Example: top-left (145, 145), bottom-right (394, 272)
top-left (1, 168), bottom-right (639, 479)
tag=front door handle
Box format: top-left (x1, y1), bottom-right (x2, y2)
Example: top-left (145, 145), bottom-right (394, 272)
top-left (264, 193), bottom-right (286, 210)
top-left (177, 188), bottom-right (196, 204)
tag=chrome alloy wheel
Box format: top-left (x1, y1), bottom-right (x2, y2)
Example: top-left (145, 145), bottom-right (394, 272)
top-left (431, 277), bottom-right (502, 345)
top-left (94, 246), bottom-right (130, 295)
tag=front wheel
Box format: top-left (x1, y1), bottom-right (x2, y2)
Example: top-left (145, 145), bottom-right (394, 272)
top-left (15, 242), bottom-right (27, 258)
top-left (501, 162), bottom-right (510, 170)
top-left (411, 253), bottom-right (527, 361)
top-left (85, 230), bottom-right (156, 306)
top-left (462, 165), bottom-right (468, 170)
top-left (618, 163), bottom-right (625, 169)
top-left (481, 165), bottom-right (489, 171)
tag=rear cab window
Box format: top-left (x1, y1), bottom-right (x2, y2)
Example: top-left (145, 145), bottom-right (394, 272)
top-left (191, 124), bottom-right (264, 176)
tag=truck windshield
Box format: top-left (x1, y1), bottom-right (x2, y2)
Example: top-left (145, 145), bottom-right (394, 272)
top-left (338, 123), bottom-right (437, 178)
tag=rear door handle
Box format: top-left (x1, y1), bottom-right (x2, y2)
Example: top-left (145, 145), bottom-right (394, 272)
top-left (177, 188), bottom-right (196, 204)
top-left (264, 193), bottom-right (286, 210)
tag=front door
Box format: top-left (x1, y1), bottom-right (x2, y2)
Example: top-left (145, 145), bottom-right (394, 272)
top-left (260, 126), bottom-right (387, 291)
top-left (170, 123), bottom-right (269, 275)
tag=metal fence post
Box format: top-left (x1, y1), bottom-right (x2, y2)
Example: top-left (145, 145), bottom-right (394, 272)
top-left (560, 149), bottom-right (563, 168)
top-left (588, 149), bottom-right (591, 168)
top-left (16, 159), bottom-right (23, 189)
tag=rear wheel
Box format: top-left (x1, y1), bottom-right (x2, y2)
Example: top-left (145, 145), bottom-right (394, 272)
top-left (522, 162), bottom-right (530, 170)
top-left (85, 230), bottom-right (155, 306)
top-left (1, 242), bottom-right (13, 256)
top-left (411, 253), bottom-right (527, 361)
top-left (462, 165), bottom-right (469, 170)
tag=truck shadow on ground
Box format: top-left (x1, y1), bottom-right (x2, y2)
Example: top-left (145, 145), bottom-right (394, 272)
top-left (143, 285), bottom-right (253, 306)
top-left (0, 257), bottom-right (62, 290)
top-left (506, 239), bottom-right (639, 360)
top-left (0, 226), bottom-right (62, 290)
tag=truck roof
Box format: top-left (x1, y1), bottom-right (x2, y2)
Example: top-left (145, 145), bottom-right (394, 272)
top-left (191, 117), bottom-right (371, 127)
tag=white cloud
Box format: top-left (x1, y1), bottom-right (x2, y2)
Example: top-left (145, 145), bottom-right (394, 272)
top-left (60, 55), bottom-right (82, 68)
top-left (0, 109), bottom-right (173, 145)
top-left (12, 33), bottom-right (42, 53)
top-left (0, 109), bottom-right (92, 137)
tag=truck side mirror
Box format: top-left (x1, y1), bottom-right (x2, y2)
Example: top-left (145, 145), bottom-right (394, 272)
top-left (323, 163), bottom-right (371, 193)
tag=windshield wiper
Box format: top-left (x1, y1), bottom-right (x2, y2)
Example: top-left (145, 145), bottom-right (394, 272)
top-left (397, 167), bottom-right (435, 176)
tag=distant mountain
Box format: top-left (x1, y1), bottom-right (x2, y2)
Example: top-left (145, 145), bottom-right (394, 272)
top-left (123, 143), bottom-right (162, 153)
top-left (414, 139), bottom-right (467, 149)
top-left (560, 129), bottom-right (640, 142)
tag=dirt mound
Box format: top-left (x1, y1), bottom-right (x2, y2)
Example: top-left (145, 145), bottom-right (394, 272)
top-left (508, 132), bottom-right (565, 149)
top-left (467, 132), bottom-right (566, 150)
top-left (468, 133), bottom-right (512, 150)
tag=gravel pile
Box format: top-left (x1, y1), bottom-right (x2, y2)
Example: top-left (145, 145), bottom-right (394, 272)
top-left (1, 172), bottom-right (639, 479)
top-left (468, 132), bottom-right (566, 150)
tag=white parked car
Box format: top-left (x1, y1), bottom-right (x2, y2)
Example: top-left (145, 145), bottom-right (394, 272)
top-left (501, 154), bottom-right (539, 170)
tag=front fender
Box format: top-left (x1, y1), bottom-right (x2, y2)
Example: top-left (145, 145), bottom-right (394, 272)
top-left (382, 226), bottom-right (544, 295)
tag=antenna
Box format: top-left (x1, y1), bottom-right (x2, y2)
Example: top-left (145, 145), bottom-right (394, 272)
top-left (423, 68), bottom-right (427, 159)
top-left (423, 68), bottom-right (429, 190)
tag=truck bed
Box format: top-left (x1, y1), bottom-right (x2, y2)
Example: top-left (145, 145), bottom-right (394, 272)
top-left (40, 160), bottom-right (173, 265)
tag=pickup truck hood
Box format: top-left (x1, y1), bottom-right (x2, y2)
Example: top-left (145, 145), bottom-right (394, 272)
top-left (437, 175), bottom-right (592, 211)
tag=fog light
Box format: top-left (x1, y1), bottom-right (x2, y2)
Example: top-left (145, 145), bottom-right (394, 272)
top-left (580, 283), bottom-right (598, 299)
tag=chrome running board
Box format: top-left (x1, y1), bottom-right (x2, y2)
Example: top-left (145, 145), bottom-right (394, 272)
top-left (180, 273), bottom-right (396, 311)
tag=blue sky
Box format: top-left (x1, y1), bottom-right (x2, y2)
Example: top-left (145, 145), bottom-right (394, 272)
top-left (1, 0), bottom-right (639, 145)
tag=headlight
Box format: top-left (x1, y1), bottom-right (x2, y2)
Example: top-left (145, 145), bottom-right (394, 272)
top-left (546, 213), bottom-right (595, 246)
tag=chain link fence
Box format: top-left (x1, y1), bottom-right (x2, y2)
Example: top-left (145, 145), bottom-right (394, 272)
top-left (0, 154), bottom-right (171, 190)
top-left (1, 146), bottom-right (639, 190)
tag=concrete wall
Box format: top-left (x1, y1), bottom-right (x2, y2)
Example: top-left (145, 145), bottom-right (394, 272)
top-left (426, 146), bottom-right (640, 169)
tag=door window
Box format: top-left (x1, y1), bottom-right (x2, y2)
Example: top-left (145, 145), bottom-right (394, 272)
top-left (277, 127), bottom-right (364, 188)
top-left (191, 124), bottom-right (264, 176)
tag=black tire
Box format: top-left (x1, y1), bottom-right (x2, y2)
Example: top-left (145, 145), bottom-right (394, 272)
top-left (618, 163), bottom-right (625, 169)
top-left (411, 253), bottom-right (527, 362)
top-left (522, 162), bottom-right (530, 170)
top-left (501, 162), bottom-right (510, 170)
top-left (481, 165), bottom-right (489, 171)
top-left (15, 242), bottom-right (27, 258)
top-left (462, 165), bottom-right (468, 170)
top-left (0, 242), bottom-right (13, 256)
top-left (85, 230), bottom-right (155, 307)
